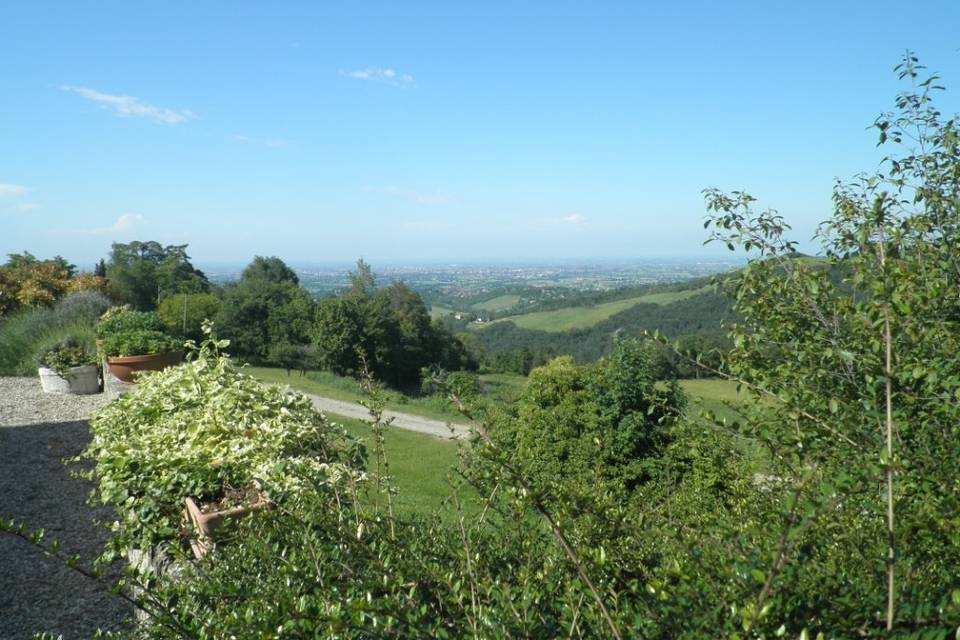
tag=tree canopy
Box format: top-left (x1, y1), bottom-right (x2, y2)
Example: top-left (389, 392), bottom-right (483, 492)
top-left (312, 260), bottom-right (476, 387)
top-left (216, 256), bottom-right (314, 361)
top-left (106, 241), bottom-right (209, 310)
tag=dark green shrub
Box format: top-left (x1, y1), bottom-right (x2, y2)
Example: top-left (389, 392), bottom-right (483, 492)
top-left (266, 341), bottom-right (311, 374)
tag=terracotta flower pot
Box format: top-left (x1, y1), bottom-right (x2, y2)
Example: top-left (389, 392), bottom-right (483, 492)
top-left (105, 350), bottom-right (183, 383)
top-left (183, 496), bottom-right (269, 558)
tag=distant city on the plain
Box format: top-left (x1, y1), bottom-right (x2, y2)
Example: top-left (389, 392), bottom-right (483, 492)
top-left (199, 257), bottom-right (744, 296)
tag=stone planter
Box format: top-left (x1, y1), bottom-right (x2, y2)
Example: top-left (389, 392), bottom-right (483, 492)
top-left (38, 365), bottom-right (100, 395)
top-left (105, 350), bottom-right (183, 383)
top-left (183, 496), bottom-right (269, 559)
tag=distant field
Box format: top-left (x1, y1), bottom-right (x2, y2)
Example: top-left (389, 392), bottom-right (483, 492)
top-left (430, 305), bottom-right (455, 319)
top-left (483, 286), bottom-right (710, 332)
top-left (471, 294), bottom-right (521, 313)
top-left (678, 378), bottom-right (749, 423)
top-left (479, 372), bottom-right (527, 403)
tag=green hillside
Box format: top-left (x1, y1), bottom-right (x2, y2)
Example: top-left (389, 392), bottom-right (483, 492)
top-left (430, 304), bottom-right (455, 319)
top-left (487, 286), bottom-right (710, 332)
top-left (471, 294), bottom-right (521, 312)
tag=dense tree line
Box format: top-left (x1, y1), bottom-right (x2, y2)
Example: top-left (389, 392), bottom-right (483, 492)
top-left (146, 255), bottom-right (475, 388)
top-left (3, 241), bottom-right (733, 382)
top-left (215, 256), bottom-right (314, 361)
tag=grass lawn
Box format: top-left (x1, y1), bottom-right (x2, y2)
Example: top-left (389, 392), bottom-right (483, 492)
top-left (484, 286), bottom-right (710, 332)
top-left (333, 414), bottom-right (470, 516)
top-left (479, 372), bottom-right (527, 403)
top-left (678, 378), bottom-right (772, 469)
top-left (471, 294), bottom-right (521, 313)
top-left (248, 369), bottom-right (470, 516)
top-left (678, 378), bottom-right (750, 423)
top-left (245, 366), bottom-right (468, 423)
top-left (250, 366), bottom-right (758, 513)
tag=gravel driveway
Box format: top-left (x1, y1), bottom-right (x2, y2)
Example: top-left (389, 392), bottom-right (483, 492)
top-left (306, 394), bottom-right (471, 439)
top-left (0, 377), bottom-right (131, 639)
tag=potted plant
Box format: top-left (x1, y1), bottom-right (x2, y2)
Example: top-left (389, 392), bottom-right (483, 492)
top-left (183, 484), bottom-right (270, 558)
top-left (102, 329), bottom-right (184, 383)
top-left (96, 306), bottom-right (165, 347)
top-left (95, 305), bottom-right (128, 348)
top-left (37, 338), bottom-right (100, 394)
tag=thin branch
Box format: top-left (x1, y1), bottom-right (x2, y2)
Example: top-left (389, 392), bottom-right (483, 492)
top-left (654, 334), bottom-right (861, 448)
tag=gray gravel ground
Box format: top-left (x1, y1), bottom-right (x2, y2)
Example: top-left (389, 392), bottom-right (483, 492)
top-left (0, 377), bottom-right (132, 639)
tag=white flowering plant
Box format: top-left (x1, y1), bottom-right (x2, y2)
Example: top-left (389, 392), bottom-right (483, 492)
top-left (77, 322), bottom-right (365, 557)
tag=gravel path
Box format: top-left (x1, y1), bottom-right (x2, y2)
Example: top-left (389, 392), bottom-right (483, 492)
top-left (305, 393), bottom-right (471, 439)
top-left (0, 377), bottom-right (132, 639)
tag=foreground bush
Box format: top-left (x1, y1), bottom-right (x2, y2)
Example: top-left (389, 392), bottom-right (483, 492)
top-left (0, 290), bottom-right (109, 375)
top-left (79, 325), bottom-right (364, 556)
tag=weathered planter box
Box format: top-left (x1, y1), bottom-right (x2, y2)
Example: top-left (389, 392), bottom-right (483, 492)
top-left (38, 365), bottom-right (100, 395)
top-left (183, 496), bottom-right (269, 559)
top-left (105, 350), bottom-right (183, 383)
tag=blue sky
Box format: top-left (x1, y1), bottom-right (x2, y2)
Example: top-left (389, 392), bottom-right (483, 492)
top-left (1, 1), bottom-right (959, 266)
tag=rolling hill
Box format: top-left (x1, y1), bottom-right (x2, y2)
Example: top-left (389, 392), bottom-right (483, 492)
top-left (467, 285), bottom-right (733, 364)
top-left (484, 286), bottom-right (711, 332)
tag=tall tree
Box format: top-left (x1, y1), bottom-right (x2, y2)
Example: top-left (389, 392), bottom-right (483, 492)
top-left (379, 281), bottom-right (435, 387)
top-left (106, 241), bottom-right (208, 309)
top-left (241, 256), bottom-right (299, 285)
top-left (690, 53), bottom-right (960, 634)
top-left (348, 258), bottom-right (376, 297)
top-left (216, 256), bottom-right (314, 361)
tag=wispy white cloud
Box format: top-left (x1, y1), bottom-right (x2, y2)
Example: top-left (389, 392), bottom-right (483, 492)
top-left (541, 214), bottom-right (587, 226)
top-left (61, 85), bottom-right (196, 124)
top-left (365, 185), bottom-right (454, 205)
top-left (232, 134), bottom-right (290, 148)
top-left (0, 183), bottom-right (35, 214)
top-left (342, 67), bottom-right (416, 88)
top-left (0, 183), bottom-right (29, 197)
